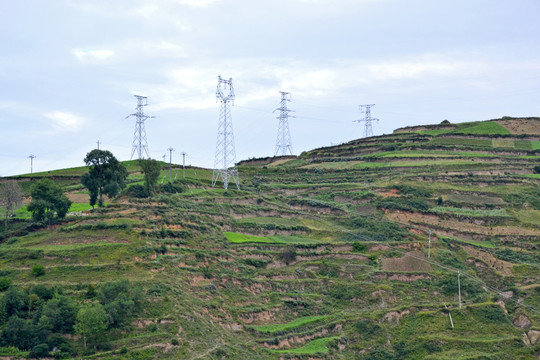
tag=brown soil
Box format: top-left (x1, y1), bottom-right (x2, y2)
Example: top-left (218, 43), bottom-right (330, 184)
top-left (381, 251), bottom-right (432, 272)
top-left (463, 245), bottom-right (513, 276)
top-left (67, 192), bottom-right (90, 203)
top-left (496, 119), bottom-right (540, 135)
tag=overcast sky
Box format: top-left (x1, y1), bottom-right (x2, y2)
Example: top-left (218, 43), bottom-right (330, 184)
top-left (1, 0), bottom-right (539, 176)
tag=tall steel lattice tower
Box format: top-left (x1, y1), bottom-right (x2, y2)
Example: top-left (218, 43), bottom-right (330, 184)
top-left (126, 95), bottom-right (154, 159)
top-left (274, 91), bottom-right (295, 156)
top-left (354, 104), bottom-right (379, 138)
top-left (212, 76), bottom-right (240, 190)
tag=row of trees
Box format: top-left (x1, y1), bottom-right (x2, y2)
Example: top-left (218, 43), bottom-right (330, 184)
top-left (1, 149), bottom-right (164, 231)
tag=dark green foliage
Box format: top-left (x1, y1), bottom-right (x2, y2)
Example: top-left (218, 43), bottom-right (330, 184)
top-left (346, 216), bottom-right (407, 241)
top-left (29, 343), bottom-right (49, 358)
top-left (0, 286), bottom-right (27, 321)
top-left (495, 248), bottom-right (540, 264)
top-left (279, 245), bottom-right (297, 265)
top-left (436, 250), bottom-right (465, 270)
top-left (30, 285), bottom-right (54, 301)
top-left (81, 149), bottom-right (128, 207)
top-left (503, 186), bottom-right (540, 210)
top-left (1, 316), bottom-right (45, 350)
top-left (391, 184), bottom-right (432, 197)
top-left (474, 305), bottom-right (509, 324)
top-left (361, 347), bottom-right (395, 359)
top-left (534, 165), bottom-right (540, 174)
top-left (375, 197), bottom-right (428, 212)
top-left (0, 277), bottom-right (11, 292)
top-left (242, 258), bottom-right (268, 268)
top-left (437, 272), bottom-right (480, 297)
top-left (41, 296), bottom-right (78, 333)
top-left (31, 264), bottom-right (45, 277)
top-left (27, 179), bottom-right (71, 222)
top-left (160, 182), bottom-right (184, 194)
top-left (437, 196), bottom-right (443, 205)
top-left (138, 158), bottom-right (162, 192)
top-left (127, 184), bottom-right (150, 198)
top-left (98, 280), bottom-right (143, 328)
top-left (352, 242), bottom-right (366, 252)
top-left (355, 319), bottom-right (381, 340)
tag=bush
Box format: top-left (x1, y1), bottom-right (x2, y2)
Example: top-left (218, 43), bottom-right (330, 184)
top-left (0, 277), bottom-right (11, 291)
top-left (279, 245), bottom-right (296, 265)
top-left (30, 343), bottom-right (49, 358)
top-left (171, 338), bottom-right (179, 346)
top-left (127, 185), bottom-right (149, 198)
top-left (31, 264), bottom-right (45, 277)
top-left (355, 319), bottom-right (381, 340)
top-left (352, 242), bottom-right (366, 252)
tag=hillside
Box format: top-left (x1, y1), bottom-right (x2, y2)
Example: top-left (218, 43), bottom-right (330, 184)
top-left (0, 117), bottom-right (539, 359)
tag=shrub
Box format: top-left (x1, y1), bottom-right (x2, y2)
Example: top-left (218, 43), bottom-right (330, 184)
top-left (0, 277), bottom-right (11, 291)
top-left (355, 319), bottom-right (381, 340)
top-left (352, 242), bottom-right (366, 252)
top-left (171, 338), bottom-right (179, 346)
top-left (31, 264), bottom-right (45, 277)
top-left (279, 245), bottom-right (296, 265)
top-left (30, 343), bottom-right (49, 358)
top-left (127, 185), bottom-right (149, 198)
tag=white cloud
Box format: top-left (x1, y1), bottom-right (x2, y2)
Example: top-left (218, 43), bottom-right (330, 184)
top-left (175, 0), bottom-right (220, 7)
top-left (73, 49), bottom-right (114, 63)
top-left (44, 111), bottom-right (87, 131)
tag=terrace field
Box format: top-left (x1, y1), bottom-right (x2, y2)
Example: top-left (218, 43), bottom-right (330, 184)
top-left (0, 117), bottom-right (539, 359)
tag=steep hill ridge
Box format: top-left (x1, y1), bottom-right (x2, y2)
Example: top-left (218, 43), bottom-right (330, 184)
top-left (0, 117), bottom-right (539, 359)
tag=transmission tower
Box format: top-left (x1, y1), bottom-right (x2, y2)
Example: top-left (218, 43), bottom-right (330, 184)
top-left (126, 95), bottom-right (154, 159)
top-left (274, 91), bottom-right (295, 156)
top-left (354, 104), bottom-right (379, 138)
top-left (212, 76), bottom-right (240, 190)
top-left (28, 155), bottom-right (36, 174)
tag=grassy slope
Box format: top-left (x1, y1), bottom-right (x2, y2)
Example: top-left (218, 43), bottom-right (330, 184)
top-left (0, 117), bottom-right (539, 359)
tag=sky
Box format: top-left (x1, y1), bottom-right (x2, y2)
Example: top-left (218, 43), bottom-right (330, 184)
top-left (1, 0), bottom-right (539, 176)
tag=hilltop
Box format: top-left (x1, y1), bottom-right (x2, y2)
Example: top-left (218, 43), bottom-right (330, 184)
top-left (0, 117), bottom-right (539, 359)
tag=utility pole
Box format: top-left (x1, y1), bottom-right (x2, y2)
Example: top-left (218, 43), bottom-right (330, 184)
top-left (274, 91), bottom-right (294, 156)
top-left (126, 95), bottom-right (155, 159)
top-left (428, 229), bottom-right (432, 258)
top-left (444, 304), bottom-right (454, 329)
top-left (162, 154), bottom-right (166, 162)
top-left (96, 140), bottom-right (101, 150)
top-left (458, 271), bottom-right (462, 310)
top-left (28, 155), bottom-right (36, 174)
top-left (353, 104), bottom-right (379, 138)
top-left (212, 76), bottom-right (240, 190)
top-left (167, 148), bottom-right (174, 183)
top-left (181, 152), bottom-right (187, 179)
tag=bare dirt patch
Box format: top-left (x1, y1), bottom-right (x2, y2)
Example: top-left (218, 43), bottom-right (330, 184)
top-left (67, 192), bottom-right (89, 203)
top-left (381, 251), bottom-right (432, 272)
top-left (496, 119), bottom-right (540, 135)
top-left (463, 245), bottom-right (513, 276)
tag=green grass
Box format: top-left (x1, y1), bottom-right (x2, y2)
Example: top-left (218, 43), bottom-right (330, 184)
top-left (430, 207), bottom-right (508, 217)
top-left (455, 121), bottom-right (511, 135)
top-left (224, 232), bottom-right (318, 244)
top-left (441, 236), bottom-right (496, 249)
top-left (251, 315), bottom-right (330, 333)
top-left (274, 336), bottom-right (339, 354)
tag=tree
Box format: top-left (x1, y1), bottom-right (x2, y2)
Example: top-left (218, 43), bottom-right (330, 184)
top-left (0, 181), bottom-right (22, 231)
top-left (81, 150), bottom-right (128, 207)
top-left (27, 179), bottom-right (71, 224)
top-left (98, 279), bottom-right (143, 328)
top-left (138, 158), bottom-right (161, 193)
top-left (74, 303), bottom-right (108, 349)
top-left (40, 296), bottom-right (78, 333)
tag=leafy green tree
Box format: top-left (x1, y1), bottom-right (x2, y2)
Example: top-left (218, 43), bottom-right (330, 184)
top-left (27, 179), bottom-right (71, 224)
top-left (98, 280), bottom-right (143, 328)
top-left (138, 158), bottom-right (162, 193)
top-left (81, 150), bottom-right (128, 207)
top-left (74, 303), bottom-right (108, 349)
top-left (40, 296), bottom-right (78, 333)
top-left (1, 316), bottom-right (45, 350)
top-left (0, 181), bottom-right (22, 231)
top-left (0, 286), bottom-right (27, 321)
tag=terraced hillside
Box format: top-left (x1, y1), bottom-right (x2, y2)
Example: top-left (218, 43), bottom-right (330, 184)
top-left (0, 117), bottom-right (539, 359)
